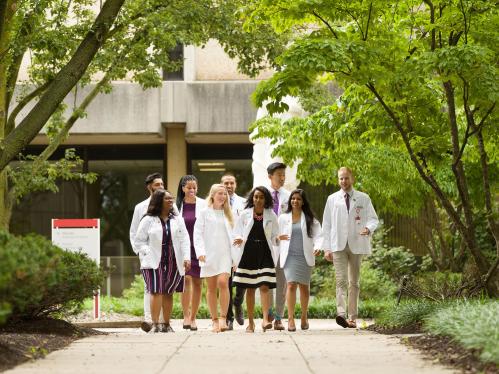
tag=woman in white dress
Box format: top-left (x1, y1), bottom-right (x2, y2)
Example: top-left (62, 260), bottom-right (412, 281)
top-left (194, 184), bottom-right (234, 332)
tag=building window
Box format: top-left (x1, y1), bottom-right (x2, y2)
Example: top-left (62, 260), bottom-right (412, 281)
top-left (163, 43), bottom-right (184, 81)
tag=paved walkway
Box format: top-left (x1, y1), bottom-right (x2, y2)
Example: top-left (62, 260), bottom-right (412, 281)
top-left (6, 320), bottom-right (454, 374)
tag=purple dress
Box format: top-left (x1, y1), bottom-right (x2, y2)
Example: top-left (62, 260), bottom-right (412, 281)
top-left (182, 202), bottom-right (201, 278)
top-left (141, 218), bottom-right (184, 294)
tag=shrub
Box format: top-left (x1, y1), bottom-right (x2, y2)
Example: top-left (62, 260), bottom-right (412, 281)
top-left (312, 260), bottom-right (397, 300)
top-left (0, 231), bottom-right (105, 323)
top-left (425, 300), bottom-right (499, 364)
top-left (375, 299), bottom-right (445, 329)
top-left (402, 271), bottom-right (464, 300)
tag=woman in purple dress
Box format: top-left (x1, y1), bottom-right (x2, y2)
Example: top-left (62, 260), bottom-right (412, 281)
top-left (134, 189), bottom-right (191, 333)
top-left (176, 175), bottom-right (207, 331)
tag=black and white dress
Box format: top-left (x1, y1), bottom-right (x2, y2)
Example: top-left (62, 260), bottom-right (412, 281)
top-left (233, 216), bottom-right (276, 289)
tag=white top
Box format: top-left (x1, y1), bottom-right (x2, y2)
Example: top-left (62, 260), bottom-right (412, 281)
top-left (322, 189), bottom-right (379, 254)
top-left (231, 208), bottom-right (279, 267)
top-left (133, 215), bottom-right (190, 274)
top-left (229, 193), bottom-right (246, 218)
top-left (278, 212), bottom-right (323, 267)
top-left (130, 197), bottom-right (179, 255)
top-left (194, 207), bottom-right (234, 277)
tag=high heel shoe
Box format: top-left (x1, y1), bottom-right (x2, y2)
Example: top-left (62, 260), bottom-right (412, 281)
top-left (211, 319), bottom-right (220, 333)
top-left (219, 316), bottom-right (228, 332)
top-left (262, 321), bottom-right (272, 332)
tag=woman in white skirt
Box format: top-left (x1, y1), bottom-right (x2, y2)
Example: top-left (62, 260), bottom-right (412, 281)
top-left (194, 184), bottom-right (234, 332)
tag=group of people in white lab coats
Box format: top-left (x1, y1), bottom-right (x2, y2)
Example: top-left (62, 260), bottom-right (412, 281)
top-left (129, 164), bottom-right (378, 333)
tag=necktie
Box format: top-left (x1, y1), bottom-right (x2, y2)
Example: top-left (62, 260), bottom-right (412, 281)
top-left (272, 190), bottom-right (279, 215)
top-left (230, 196), bottom-right (234, 207)
top-left (344, 193), bottom-right (350, 212)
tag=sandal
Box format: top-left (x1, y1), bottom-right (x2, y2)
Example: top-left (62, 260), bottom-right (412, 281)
top-left (246, 323), bottom-right (255, 333)
top-left (219, 316), bottom-right (228, 332)
top-left (262, 321), bottom-right (272, 332)
top-left (347, 319), bottom-right (357, 328)
top-left (211, 319), bottom-right (220, 333)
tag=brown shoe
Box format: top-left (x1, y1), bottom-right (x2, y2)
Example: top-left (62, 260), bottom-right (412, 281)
top-left (335, 315), bottom-right (349, 328)
top-left (274, 319), bottom-right (285, 331)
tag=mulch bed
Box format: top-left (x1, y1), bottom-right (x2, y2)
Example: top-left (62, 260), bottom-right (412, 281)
top-left (368, 325), bottom-right (498, 373)
top-left (0, 318), bottom-right (103, 372)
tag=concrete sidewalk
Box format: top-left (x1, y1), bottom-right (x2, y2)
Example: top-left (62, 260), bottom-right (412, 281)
top-left (5, 319), bottom-right (454, 374)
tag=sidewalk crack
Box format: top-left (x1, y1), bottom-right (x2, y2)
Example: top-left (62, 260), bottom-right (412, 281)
top-left (155, 334), bottom-right (191, 374)
top-left (289, 335), bottom-right (315, 374)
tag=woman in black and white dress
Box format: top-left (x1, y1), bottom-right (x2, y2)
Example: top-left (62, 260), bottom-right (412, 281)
top-left (232, 186), bottom-right (279, 333)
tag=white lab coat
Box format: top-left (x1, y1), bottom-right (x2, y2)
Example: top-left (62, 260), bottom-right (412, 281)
top-left (322, 189), bottom-right (379, 254)
top-left (230, 193), bottom-right (246, 218)
top-left (134, 215), bottom-right (191, 274)
top-left (193, 207), bottom-right (236, 264)
top-left (232, 208), bottom-right (279, 267)
top-left (130, 197), bottom-right (179, 254)
top-left (278, 212), bottom-right (323, 267)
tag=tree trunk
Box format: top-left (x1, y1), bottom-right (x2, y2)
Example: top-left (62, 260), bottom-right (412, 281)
top-left (0, 0), bottom-right (125, 171)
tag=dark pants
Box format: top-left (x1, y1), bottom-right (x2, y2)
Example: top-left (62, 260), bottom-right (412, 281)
top-left (227, 273), bottom-right (246, 322)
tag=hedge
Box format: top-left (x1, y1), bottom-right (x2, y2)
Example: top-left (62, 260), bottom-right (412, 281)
top-left (0, 231), bottom-right (104, 324)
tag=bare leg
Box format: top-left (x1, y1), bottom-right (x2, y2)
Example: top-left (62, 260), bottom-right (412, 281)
top-left (206, 276), bottom-right (219, 332)
top-left (181, 276), bottom-right (192, 326)
top-left (298, 283), bottom-right (310, 328)
top-left (190, 277), bottom-right (203, 329)
top-left (246, 288), bottom-right (256, 331)
top-left (150, 293), bottom-right (162, 324)
top-left (162, 294), bottom-right (174, 325)
top-left (217, 273), bottom-right (230, 331)
top-left (259, 285), bottom-right (270, 326)
top-left (287, 282), bottom-right (297, 330)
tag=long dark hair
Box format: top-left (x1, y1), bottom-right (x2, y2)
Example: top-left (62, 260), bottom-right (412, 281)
top-left (146, 189), bottom-right (176, 218)
top-left (285, 189), bottom-right (317, 238)
top-left (245, 186), bottom-right (273, 209)
top-left (176, 175), bottom-right (198, 209)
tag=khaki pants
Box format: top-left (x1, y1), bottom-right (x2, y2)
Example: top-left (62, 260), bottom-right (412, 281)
top-left (270, 262), bottom-right (287, 318)
top-left (332, 245), bottom-right (363, 320)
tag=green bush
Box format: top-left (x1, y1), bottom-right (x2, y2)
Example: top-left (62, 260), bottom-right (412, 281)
top-left (425, 300), bottom-right (499, 365)
top-left (312, 260), bottom-right (397, 300)
top-left (0, 231), bottom-right (105, 323)
top-left (367, 224), bottom-right (418, 281)
top-left (403, 271), bottom-right (464, 300)
top-left (375, 299), bottom-right (446, 329)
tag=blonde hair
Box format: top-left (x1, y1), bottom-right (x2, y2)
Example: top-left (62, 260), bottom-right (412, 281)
top-left (206, 184), bottom-right (234, 227)
top-left (338, 166), bottom-right (354, 177)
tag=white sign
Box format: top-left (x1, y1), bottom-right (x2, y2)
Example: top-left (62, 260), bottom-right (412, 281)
top-left (51, 219), bottom-right (101, 318)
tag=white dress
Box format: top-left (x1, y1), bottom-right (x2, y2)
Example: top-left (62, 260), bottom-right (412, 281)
top-left (200, 210), bottom-right (232, 277)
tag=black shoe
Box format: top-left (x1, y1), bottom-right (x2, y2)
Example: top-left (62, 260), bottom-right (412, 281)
top-left (227, 320), bottom-right (234, 331)
top-left (234, 304), bottom-right (244, 325)
top-left (140, 321), bottom-right (152, 333)
top-left (336, 315), bottom-right (349, 328)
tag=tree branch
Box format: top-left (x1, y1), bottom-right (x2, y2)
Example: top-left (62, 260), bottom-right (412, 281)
top-left (0, 0), bottom-right (126, 171)
top-left (311, 11), bottom-right (338, 39)
top-left (6, 81), bottom-right (52, 135)
top-left (365, 82), bottom-right (468, 242)
top-left (364, 2), bottom-right (373, 41)
top-left (423, 0), bottom-right (436, 51)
